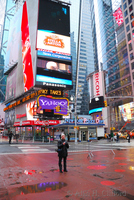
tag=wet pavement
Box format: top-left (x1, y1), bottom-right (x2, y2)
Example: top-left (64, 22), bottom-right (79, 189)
top-left (0, 148), bottom-right (134, 199)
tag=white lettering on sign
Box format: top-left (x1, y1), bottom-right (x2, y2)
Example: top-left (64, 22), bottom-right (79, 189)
top-left (95, 73), bottom-right (100, 96)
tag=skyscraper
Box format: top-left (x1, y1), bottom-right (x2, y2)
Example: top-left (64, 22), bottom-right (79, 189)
top-left (70, 0), bottom-right (96, 115)
top-left (0, 0), bottom-right (16, 102)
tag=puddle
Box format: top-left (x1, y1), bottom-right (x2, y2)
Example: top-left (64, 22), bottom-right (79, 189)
top-left (50, 169), bottom-right (59, 172)
top-left (7, 182), bottom-right (67, 199)
top-left (92, 172), bottom-right (123, 180)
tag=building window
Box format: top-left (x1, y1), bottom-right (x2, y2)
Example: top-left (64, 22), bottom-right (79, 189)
top-left (130, 53), bottom-right (134, 60)
top-left (129, 43), bottom-right (132, 51)
top-left (131, 21), bottom-right (134, 27)
top-left (128, 0), bottom-right (132, 5)
top-left (130, 13), bottom-right (134, 20)
top-left (131, 62), bottom-right (134, 70)
top-left (125, 17), bottom-right (129, 24)
top-left (127, 33), bottom-right (131, 41)
top-left (124, 10), bottom-right (128, 17)
top-left (132, 72), bottom-right (134, 79)
top-left (126, 25), bottom-right (130, 32)
top-left (123, 3), bottom-right (127, 10)
top-left (129, 5), bottom-right (133, 12)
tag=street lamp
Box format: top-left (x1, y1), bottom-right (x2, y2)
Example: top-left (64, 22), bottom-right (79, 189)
top-left (70, 95), bottom-right (77, 143)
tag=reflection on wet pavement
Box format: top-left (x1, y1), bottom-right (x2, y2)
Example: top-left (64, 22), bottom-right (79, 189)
top-left (8, 182), bottom-right (67, 199)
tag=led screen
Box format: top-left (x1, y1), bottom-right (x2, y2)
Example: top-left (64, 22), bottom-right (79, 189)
top-left (36, 58), bottom-right (72, 89)
top-left (36, 0), bottom-right (71, 60)
top-left (119, 102), bottom-right (134, 121)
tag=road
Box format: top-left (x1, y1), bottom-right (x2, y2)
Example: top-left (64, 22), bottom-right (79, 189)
top-left (0, 139), bottom-right (133, 155)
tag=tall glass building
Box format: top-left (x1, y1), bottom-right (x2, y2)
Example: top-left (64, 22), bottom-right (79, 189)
top-left (0, 0), bottom-right (15, 102)
top-left (69, 0), bottom-right (96, 115)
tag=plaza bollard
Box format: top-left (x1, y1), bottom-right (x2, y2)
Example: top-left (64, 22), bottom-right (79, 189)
top-left (12, 136), bottom-right (14, 143)
top-left (49, 136), bottom-right (50, 143)
top-left (32, 136), bottom-right (34, 143)
top-left (42, 137), bottom-right (44, 143)
top-left (22, 136), bottom-right (24, 143)
top-left (0, 135), bottom-right (2, 143)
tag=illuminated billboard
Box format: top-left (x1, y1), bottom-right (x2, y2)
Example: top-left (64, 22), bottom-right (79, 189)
top-left (119, 102), bottom-right (134, 121)
top-left (21, 1), bottom-right (34, 92)
top-left (93, 72), bottom-right (104, 98)
top-left (37, 95), bottom-right (69, 116)
top-left (113, 7), bottom-right (123, 26)
top-left (35, 58), bottom-right (72, 88)
top-left (36, 0), bottom-right (71, 61)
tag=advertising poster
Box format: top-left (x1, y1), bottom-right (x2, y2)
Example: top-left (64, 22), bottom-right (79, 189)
top-left (5, 67), bottom-right (17, 101)
top-left (5, 6), bottom-right (22, 73)
top-left (21, 1), bottom-right (34, 92)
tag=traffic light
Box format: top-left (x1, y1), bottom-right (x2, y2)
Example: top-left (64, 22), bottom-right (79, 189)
top-left (104, 100), bottom-right (107, 107)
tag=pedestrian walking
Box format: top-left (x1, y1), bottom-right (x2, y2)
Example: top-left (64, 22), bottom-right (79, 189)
top-left (9, 131), bottom-right (13, 144)
top-left (127, 132), bottom-right (130, 143)
top-left (57, 133), bottom-right (69, 173)
top-left (110, 129), bottom-right (114, 141)
top-left (116, 132), bottom-right (119, 142)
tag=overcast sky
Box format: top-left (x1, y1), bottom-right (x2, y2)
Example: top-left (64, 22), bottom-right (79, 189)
top-left (112, 0), bottom-right (121, 11)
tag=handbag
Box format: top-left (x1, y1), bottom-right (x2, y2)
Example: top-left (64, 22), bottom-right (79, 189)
top-left (55, 148), bottom-right (62, 152)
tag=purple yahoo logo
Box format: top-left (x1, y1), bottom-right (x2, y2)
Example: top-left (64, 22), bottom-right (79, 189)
top-left (38, 96), bottom-right (68, 115)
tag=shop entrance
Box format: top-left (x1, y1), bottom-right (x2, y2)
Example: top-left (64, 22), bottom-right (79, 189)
top-left (81, 131), bottom-right (87, 141)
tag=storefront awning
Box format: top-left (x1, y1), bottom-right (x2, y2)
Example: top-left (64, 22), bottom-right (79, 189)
top-left (14, 120), bottom-right (61, 127)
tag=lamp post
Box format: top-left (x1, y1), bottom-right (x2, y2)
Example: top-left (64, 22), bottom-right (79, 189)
top-left (70, 95), bottom-right (77, 143)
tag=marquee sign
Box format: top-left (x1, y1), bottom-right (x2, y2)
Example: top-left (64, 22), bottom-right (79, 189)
top-left (4, 89), bottom-right (63, 112)
top-left (37, 95), bottom-right (69, 116)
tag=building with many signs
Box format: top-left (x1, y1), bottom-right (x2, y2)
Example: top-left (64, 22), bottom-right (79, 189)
top-left (4, 0), bottom-right (73, 141)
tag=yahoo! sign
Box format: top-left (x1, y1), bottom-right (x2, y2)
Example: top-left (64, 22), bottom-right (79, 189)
top-left (37, 95), bottom-right (69, 115)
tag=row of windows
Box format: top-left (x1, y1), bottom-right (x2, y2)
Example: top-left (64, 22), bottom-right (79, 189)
top-left (108, 76), bottom-right (131, 92)
top-left (123, 2), bottom-right (133, 12)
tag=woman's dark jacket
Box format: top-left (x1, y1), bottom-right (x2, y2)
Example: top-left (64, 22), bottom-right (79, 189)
top-left (58, 139), bottom-right (69, 157)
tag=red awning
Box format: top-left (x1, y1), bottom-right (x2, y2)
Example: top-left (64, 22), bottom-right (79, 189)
top-left (14, 120), bottom-right (61, 127)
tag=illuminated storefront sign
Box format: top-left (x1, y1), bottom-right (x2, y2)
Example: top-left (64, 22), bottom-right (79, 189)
top-left (64, 119), bottom-right (104, 124)
top-left (37, 95), bottom-right (69, 115)
top-left (14, 120), bottom-right (61, 126)
top-left (4, 89), bottom-right (63, 112)
top-left (16, 113), bottom-right (26, 119)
